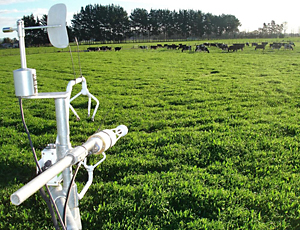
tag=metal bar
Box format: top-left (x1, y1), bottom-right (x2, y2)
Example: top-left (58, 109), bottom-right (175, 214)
top-left (24, 24), bottom-right (62, 30)
top-left (22, 92), bottom-right (69, 99)
top-left (10, 156), bottom-right (74, 206)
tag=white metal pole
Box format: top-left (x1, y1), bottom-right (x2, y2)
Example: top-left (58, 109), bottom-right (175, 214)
top-left (17, 20), bottom-right (27, 69)
top-left (55, 97), bottom-right (73, 192)
top-left (54, 97), bottom-right (81, 229)
top-left (55, 97), bottom-right (71, 151)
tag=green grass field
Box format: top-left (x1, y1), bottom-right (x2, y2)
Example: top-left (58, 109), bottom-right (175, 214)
top-left (1, 38), bottom-right (300, 229)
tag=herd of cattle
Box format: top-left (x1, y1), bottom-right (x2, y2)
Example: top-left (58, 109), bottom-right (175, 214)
top-left (87, 46), bottom-right (122, 52)
top-left (86, 41), bottom-right (295, 53)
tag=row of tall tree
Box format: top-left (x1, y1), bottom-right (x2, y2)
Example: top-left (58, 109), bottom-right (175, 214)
top-left (257, 20), bottom-right (284, 36)
top-left (22, 14), bottom-right (48, 45)
top-left (15, 4), bottom-right (241, 46)
top-left (2, 4), bottom-right (291, 46)
top-left (72, 4), bottom-right (241, 42)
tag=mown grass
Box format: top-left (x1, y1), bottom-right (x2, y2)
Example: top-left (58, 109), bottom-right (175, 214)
top-left (1, 38), bottom-right (300, 229)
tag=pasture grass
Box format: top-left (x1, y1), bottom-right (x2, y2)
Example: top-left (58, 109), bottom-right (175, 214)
top-left (1, 38), bottom-right (300, 229)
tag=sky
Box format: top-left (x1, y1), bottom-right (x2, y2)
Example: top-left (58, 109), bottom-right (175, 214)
top-left (1, 0), bottom-right (300, 39)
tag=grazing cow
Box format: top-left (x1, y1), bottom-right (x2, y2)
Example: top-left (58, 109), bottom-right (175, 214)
top-left (228, 45), bottom-right (238, 52)
top-left (157, 44), bottom-right (163, 48)
top-left (270, 43), bottom-right (282, 50)
top-left (252, 43), bottom-right (258, 47)
top-left (218, 44), bottom-right (228, 51)
top-left (100, 46), bottom-right (111, 51)
top-left (255, 44), bottom-right (266, 50)
top-left (182, 45), bottom-right (192, 52)
top-left (233, 44), bottom-right (245, 50)
top-left (139, 45), bottom-right (148, 49)
top-left (178, 44), bottom-right (188, 50)
top-left (284, 43), bottom-right (294, 50)
top-left (114, 47), bottom-right (122, 51)
top-left (167, 44), bottom-right (178, 49)
top-left (195, 45), bottom-right (209, 53)
top-left (228, 44), bottom-right (244, 52)
top-left (87, 47), bottom-right (99, 52)
top-left (150, 45), bottom-right (158, 49)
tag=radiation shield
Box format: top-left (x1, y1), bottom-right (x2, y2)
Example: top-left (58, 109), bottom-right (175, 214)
top-left (47, 4), bottom-right (69, 48)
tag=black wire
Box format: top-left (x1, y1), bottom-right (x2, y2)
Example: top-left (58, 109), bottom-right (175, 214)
top-left (75, 37), bottom-right (83, 77)
top-left (18, 98), bottom-right (66, 230)
top-left (18, 98), bottom-right (41, 171)
top-left (69, 43), bottom-right (77, 80)
top-left (38, 188), bottom-right (59, 230)
top-left (63, 161), bottom-right (82, 226)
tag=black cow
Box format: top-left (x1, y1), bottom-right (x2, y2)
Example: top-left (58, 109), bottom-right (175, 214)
top-left (167, 44), bottom-right (178, 49)
top-left (270, 43), bottom-right (281, 50)
top-left (284, 43), bottom-right (294, 50)
top-left (181, 45), bottom-right (192, 52)
top-left (255, 44), bottom-right (266, 50)
top-left (195, 45), bottom-right (209, 53)
top-left (178, 44), bottom-right (184, 48)
top-left (218, 44), bottom-right (228, 51)
top-left (233, 44), bottom-right (245, 50)
top-left (87, 47), bottom-right (99, 52)
top-left (100, 46), bottom-right (111, 51)
top-left (114, 47), bottom-right (122, 51)
top-left (228, 45), bottom-right (238, 52)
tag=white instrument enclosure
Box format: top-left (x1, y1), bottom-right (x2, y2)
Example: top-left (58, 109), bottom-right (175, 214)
top-left (47, 4), bottom-right (69, 48)
top-left (38, 145), bottom-right (62, 186)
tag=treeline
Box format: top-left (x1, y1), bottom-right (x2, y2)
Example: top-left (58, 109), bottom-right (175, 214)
top-left (17, 4), bottom-right (241, 46)
top-left (72, 4), bottom-right (241, 42)
top-left (22, 14), bottom-right (49, 46)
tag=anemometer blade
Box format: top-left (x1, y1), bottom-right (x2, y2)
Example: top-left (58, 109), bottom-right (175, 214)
top-left (47, 3), bottom-right (69, 48)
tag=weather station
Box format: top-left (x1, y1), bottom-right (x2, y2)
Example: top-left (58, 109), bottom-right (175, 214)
top-left (3, 3), bottom-right (128, 230)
